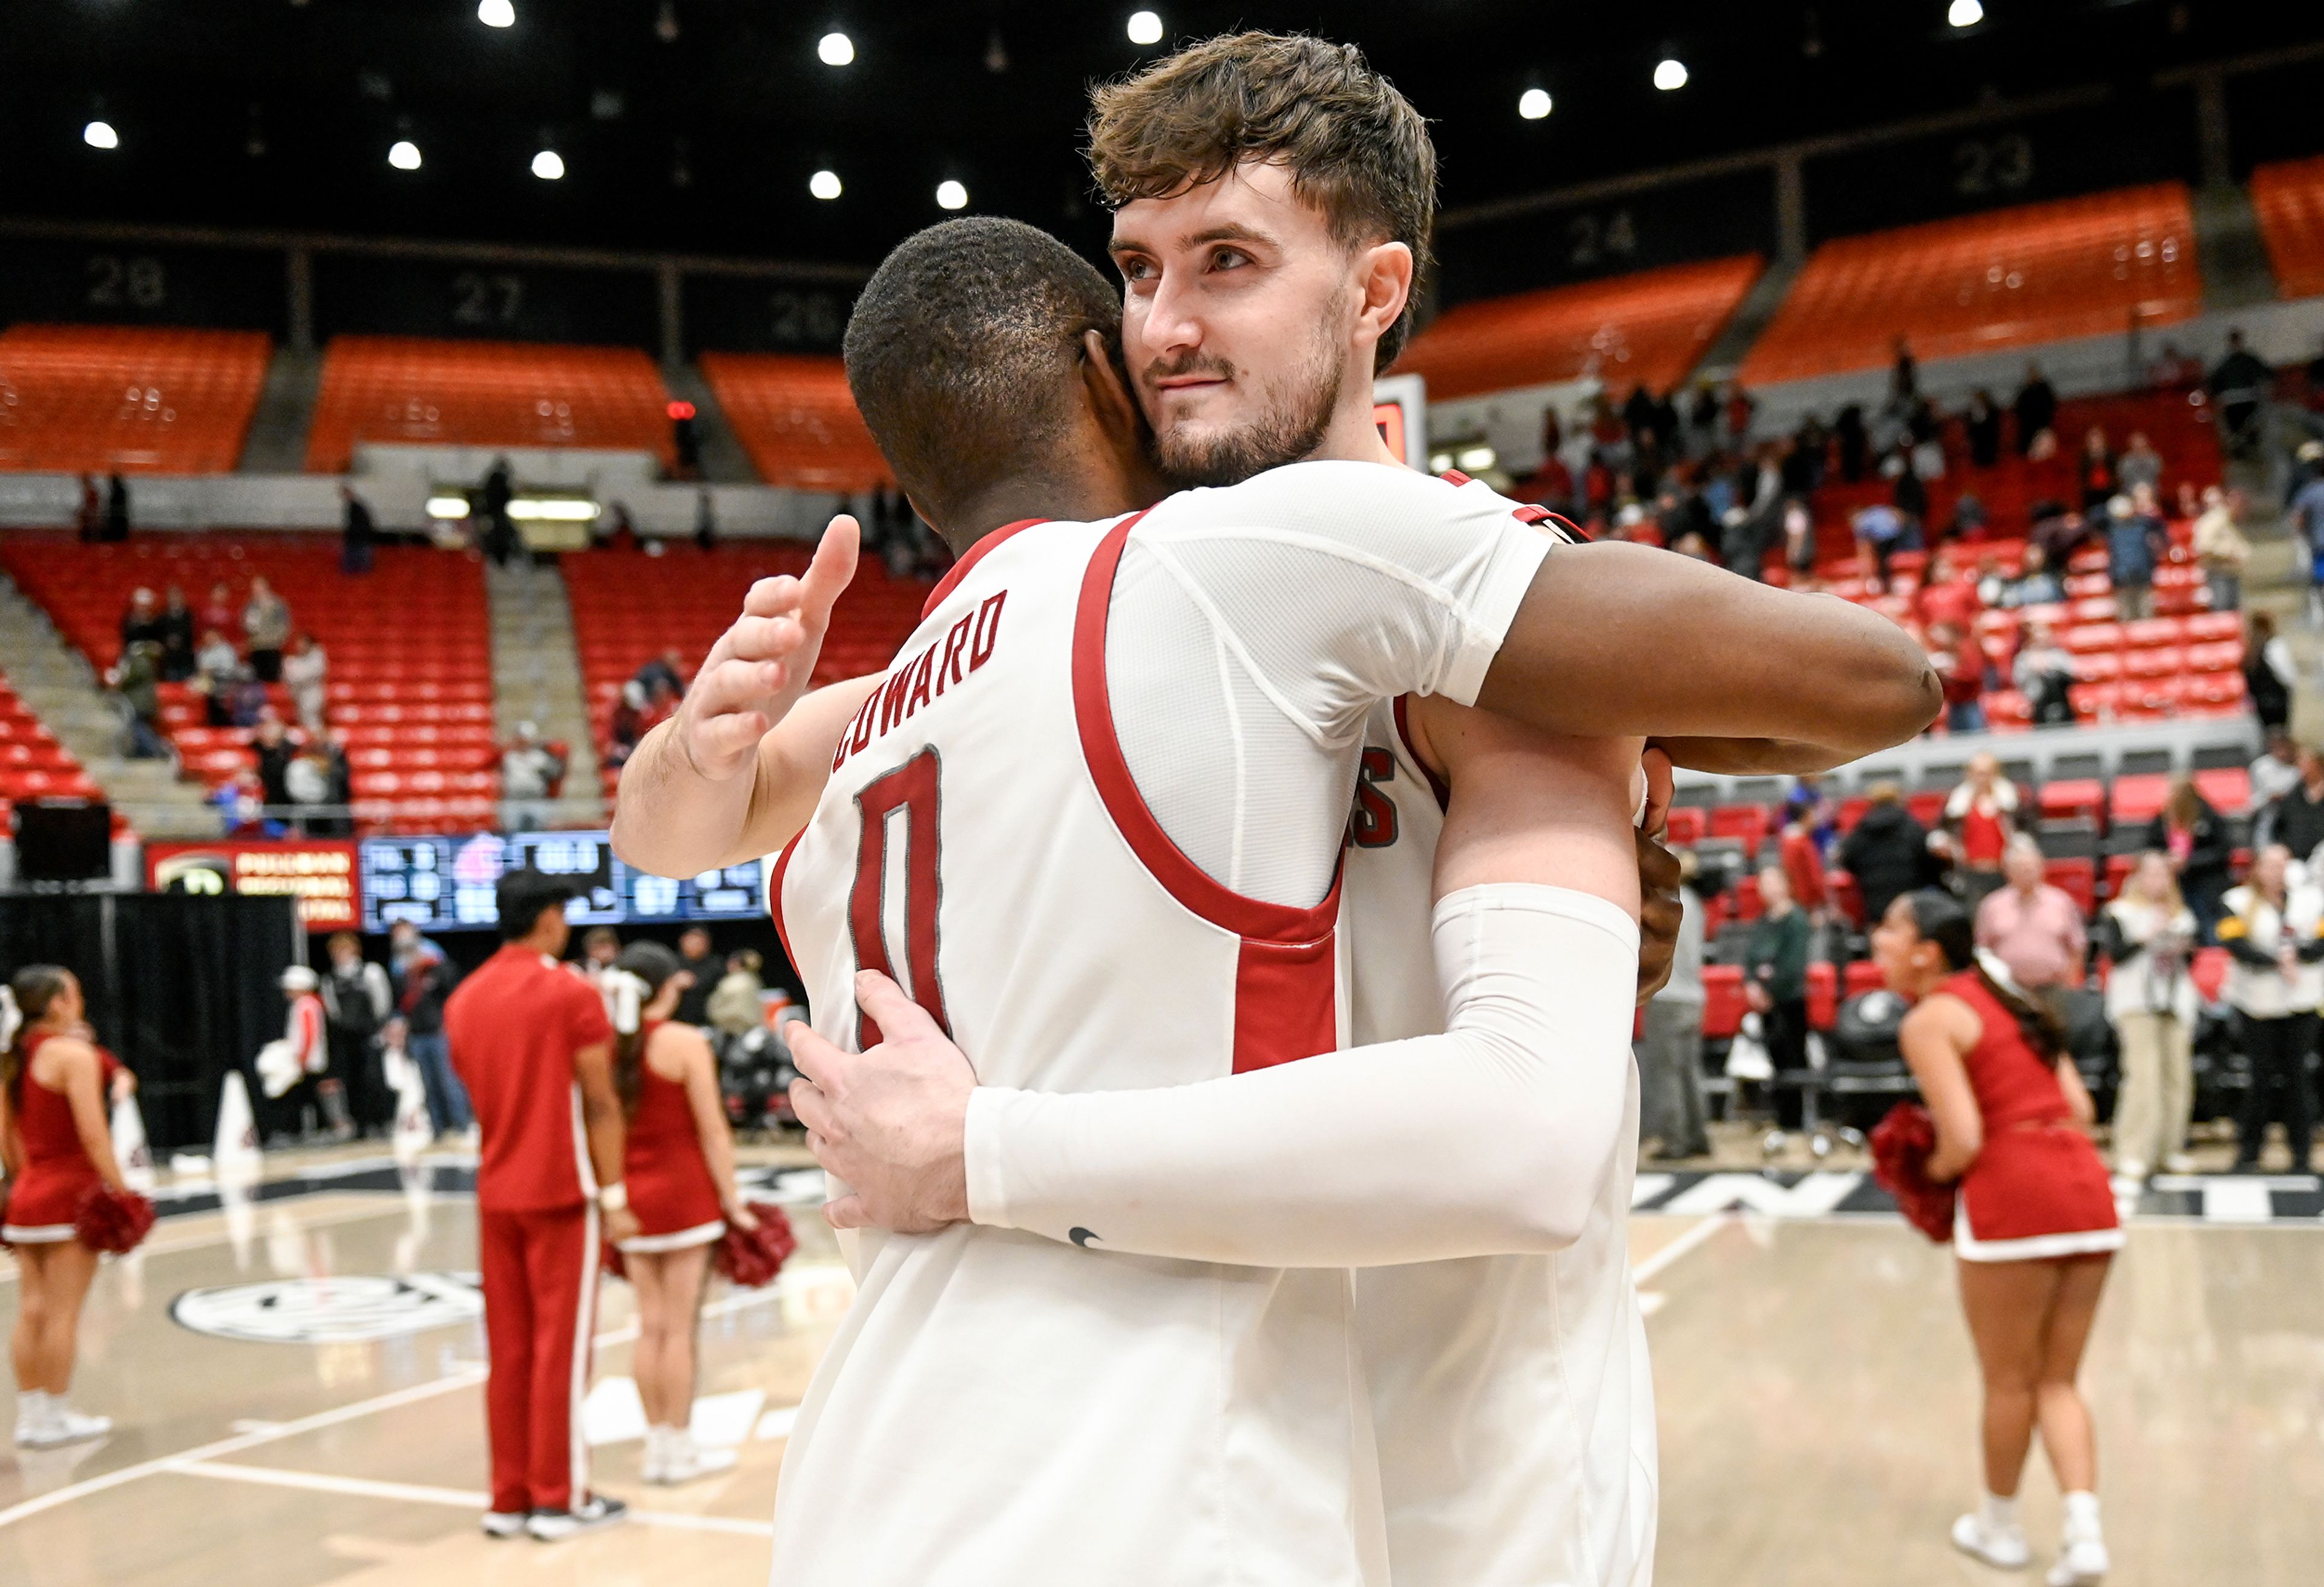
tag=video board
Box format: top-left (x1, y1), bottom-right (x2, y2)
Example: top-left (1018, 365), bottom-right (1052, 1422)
top-left (358, 830), bottom-right (761, 932)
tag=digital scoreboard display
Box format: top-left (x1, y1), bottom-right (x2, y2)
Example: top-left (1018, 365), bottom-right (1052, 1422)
top-left (359, 831), bottom-right (762, 932)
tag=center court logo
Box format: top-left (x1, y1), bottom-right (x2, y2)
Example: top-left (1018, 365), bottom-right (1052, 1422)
top-left (170, 1273), bottom-right (484, 1344)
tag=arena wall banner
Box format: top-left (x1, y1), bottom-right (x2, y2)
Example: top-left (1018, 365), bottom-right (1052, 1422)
top-left (148, 840), bottom-right (361, 931)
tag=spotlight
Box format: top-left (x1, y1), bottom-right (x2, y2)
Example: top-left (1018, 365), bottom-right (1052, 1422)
top-left (1653, 58), bottom-right (1688, 90)
top-left (478, 0), bottom-right (514, 27)
top-left (532, 149), bottom-right (565, 180)
top-left (1518, 87), bottom-right (1552, 120)
top-left (1127, 10), bottom-right (1163, 45)
top-left (935, 179), bottom-right (968, 211)
top-left (809, 168), bottom-right (842, 200)
top-left (818, 31), bottom-right (853, 66)
top-left (389, 140), bottom-right (422, 170)
top-left (83, 120), bottom-right (119, 150)
top-left (1948, 0), bottom-right (1983, 25)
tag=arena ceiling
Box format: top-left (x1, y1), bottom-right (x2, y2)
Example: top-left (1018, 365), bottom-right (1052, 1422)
top-left (4, 1), bottom-right (2317, 268)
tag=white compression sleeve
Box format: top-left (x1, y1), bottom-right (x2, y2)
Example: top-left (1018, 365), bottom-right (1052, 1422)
top-left (962, 884), bottom-right (1638, 1268)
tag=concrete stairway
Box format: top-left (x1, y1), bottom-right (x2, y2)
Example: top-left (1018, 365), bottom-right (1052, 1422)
top-left (0, 570), bottom-right (217, 840)
top-left (238, 346), bottom-right (323, 473)
top-left (485, 559), bottom-right (606, 827)
top-left (663, 363), bottom-right (760, 485)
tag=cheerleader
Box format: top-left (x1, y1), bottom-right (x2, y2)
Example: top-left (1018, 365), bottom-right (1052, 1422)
top-left (2, 966), bottom-right (128, 1448)
top-left (603, 942), bottom-right (759, 1485)
top-left (1877, 891), bottom-right (2119, 1586)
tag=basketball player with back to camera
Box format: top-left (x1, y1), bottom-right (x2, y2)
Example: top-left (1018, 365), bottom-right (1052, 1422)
top-left (597, 938), bottom-right (763, 1486)
top-left (614, 39), bottom-right (1940, 1587)
top-left (441, 867), bottom-right (635, 1542)
top-left (2, 965), bottom-right (133, 1449)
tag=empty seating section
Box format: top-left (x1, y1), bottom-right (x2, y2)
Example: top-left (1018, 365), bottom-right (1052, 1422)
top-left (0, 325), bottom-right (271, 475)
top-left (565, 544), bottom-right (932, 795)
top-left (697, 353), bottom-right (890, 492)
top-left (1738, 183), bottom-right (2202, 387)
top-left (0, 673), bottom-right (102, 827)
top-left (2250, 156), bottom-right (2324, 302)
top-left (1396, 257), bottom-right (1763, 401)
top-left (304, 337), bottom-right (674, 473)
top-left (0, 534), bottom-right (493, 833)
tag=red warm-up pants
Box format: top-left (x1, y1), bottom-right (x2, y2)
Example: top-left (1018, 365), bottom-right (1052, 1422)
top-left (479, 1203), bottom-right (600, 1514)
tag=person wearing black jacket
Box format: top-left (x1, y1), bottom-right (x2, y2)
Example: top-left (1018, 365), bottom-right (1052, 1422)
top-left (1837, 783), bottom-right (1945, 928)
top-left (1964, 389), bottom-right (2003, 469)
top-left (1745, 865), bottom-right (1814, 1127)
top-left (2265, 748), bottom-right (2324, 864)
top-left (2013, 363), bottom-right (2058, 456)
top-left (2144, 778), bottom-right (2233, 943)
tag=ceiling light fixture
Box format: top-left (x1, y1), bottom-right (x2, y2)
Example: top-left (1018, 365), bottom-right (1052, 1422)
top-left (1653, 57), bottom-right (1689, 91)
top-left (478, 0), bottom-right (515, 28)
top-left (935, 179), bottom-right (968, 211)
top-left (1518, 87), bottom-right (1552, 120)
top-left (83, 120), bottom-right (119, 150)
top-left (818, 31), bottom-right (854, 66)
top-left (1127, 10), bottom-right (1163, 45)
top-left (1948, 0), bottom-right (1984, 26)
top-left (532, 149), bottom-right (565, 180)
top-left (810, 168), bottom-right (842, 200)
top-left (389, 140), bottom-right (422, 170)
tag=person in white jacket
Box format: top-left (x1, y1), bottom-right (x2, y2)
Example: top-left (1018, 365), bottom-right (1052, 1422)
top-left (2216, 846), bottom-right (2324, 1172)
top-left (2098, 852), bottom-right (2200, 1182)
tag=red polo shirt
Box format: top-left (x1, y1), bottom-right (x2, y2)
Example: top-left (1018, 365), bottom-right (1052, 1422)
top-left (445, 944), bottom-right (616, 1212)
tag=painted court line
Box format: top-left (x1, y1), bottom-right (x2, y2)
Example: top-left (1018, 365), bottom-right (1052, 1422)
top-left (167, 1460), bottom-right (775, 1537)
top-left (1632, 1211), bottom-right (1735, 1288)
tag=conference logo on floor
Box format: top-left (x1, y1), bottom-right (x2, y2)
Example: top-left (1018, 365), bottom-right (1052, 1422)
top-left (169, 1273), bottom-right (485, 1344)
top-left (1632, 1171), bottom-right (2324, 1224)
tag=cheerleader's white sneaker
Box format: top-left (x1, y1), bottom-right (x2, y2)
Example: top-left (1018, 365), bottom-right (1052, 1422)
top-left (1952, 1511), bottom-right (2032, 1569)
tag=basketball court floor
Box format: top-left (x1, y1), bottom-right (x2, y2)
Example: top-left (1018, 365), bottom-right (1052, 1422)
top-left (1, 1155), bottom-right (2316, 1587)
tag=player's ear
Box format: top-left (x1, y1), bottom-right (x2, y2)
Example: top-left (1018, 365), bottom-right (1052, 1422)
top-left (1351, 240), bottom-right (1414, 349)
top-left (1081, 328), bottom-right (1143, 447)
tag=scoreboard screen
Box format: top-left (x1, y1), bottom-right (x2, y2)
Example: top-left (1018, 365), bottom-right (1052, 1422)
top-left (359, 830), bottom-right (763, 932)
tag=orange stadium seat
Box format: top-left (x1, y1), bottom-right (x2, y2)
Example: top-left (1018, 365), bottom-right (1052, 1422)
top-left (1393, 256), bottom-right (1763, 401)
top-left (1739, 183), bottom-right (2202, 387)
top-left (697, 353), bottom-right (891, 492)
top-left (303, 337), bottom-right (674, 472)
top-left (0, 324), bottom-right (272, 475)
top-left (2250, 156), bottom-right (2324, 302)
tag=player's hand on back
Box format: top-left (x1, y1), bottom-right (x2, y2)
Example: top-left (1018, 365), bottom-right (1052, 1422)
top-left (787, 971), bottom-right (976, 1234)
top-left (675, 513), bottom-right (859, 781)
top-left (1633, 746), bottom-right (1682, 1006)
top-left (606, 1205), bottom-right (642, 1245)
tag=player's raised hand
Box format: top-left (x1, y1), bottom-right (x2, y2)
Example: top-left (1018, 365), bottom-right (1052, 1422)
top-left (673, 513), bottom-right (859, 781)
top-left (787, 970), bottom-right (976, 1234)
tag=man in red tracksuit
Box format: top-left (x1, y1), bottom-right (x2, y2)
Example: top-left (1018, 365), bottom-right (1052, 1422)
top-left (445, 867), bottom-right (637, 1541)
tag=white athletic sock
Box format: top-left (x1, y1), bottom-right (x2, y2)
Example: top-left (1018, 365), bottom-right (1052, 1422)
top-left (1980, 1493), bottom-right (2020, 1533)
top-left (17, 1390), bottom-right (51, 1422)
top-left (2061, 1490), bottom-right (2101, 1540)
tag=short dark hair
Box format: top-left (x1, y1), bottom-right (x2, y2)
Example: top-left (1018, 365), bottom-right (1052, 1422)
top-left (494, 867), bottom-right (573, 942)
top-left (1086, 31), bottom-right (1436, 370)
top-left (844, 217), bottom-right (1122, 530)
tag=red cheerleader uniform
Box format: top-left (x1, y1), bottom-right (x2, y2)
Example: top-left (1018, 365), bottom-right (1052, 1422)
top-left (4, 1031), bottom-right (103, 1245)
top-left (617, 1022), bottom-right (725, 1254)
top-left (1945, 970), bottom-right (2123, 1262)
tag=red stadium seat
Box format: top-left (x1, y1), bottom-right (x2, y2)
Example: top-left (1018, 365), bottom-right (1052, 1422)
top-left (0, 324), bottom-right (272, 475)
top-left (2043, 857), bottom-right (2097, 917)
top-left (2190, 947), bottom-right (2230, 1004)
top-left (2194, 767), bottom-right (2251, 816)
top-left (2040, 779), bottom-right (2106, 823)
top-left (2110, 774), bottom-right (2173, 826)
top-left (1708, 804), bottom-right (1771, 855)
top-left (1663, 807), bottom-right (1707, 846)
top-left (698, 353), bottom-right (893, 491)
top-left (1806, 962), bottom-right (1839, 1031)
top-left (1843, 959), bottom-right (1888, 1000)
top-left (1702, 966), bottom-right (1748, 1040)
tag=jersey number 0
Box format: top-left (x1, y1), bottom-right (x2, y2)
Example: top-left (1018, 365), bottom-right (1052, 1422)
top-left (847, 748), bottom-right (952, 1048)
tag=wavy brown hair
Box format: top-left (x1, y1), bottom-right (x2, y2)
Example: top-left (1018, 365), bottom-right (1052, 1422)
top-left (2, 965), bottom-right (73, 1095)
top-left (1086, 31), bottom-right (1436, 371)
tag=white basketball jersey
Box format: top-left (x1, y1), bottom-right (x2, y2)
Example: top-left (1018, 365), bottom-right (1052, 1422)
top-left (1344, 695), bottom-right (1660, 1587)
top-left (769, 512), bottom-right (1384, 1587)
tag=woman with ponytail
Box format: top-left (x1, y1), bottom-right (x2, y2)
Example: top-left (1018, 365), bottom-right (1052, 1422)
top-left (1876, 890), bottom-right (2119, 1586)
top-left (1, 965), bottom-right (126, 1448)
top-left (602, 941), bottom-right (759, 1485)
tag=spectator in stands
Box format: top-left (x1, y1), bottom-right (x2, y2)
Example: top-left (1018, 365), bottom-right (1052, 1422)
top-left (194, 629), bottom-right (241, 728)
top-left (2192, 485), bottom-right (2250, 613)
top-left (694, 487), bottom-right (719, 552)
top-left (499, 721), bottom-right (563, 833)
top-left (1997, 544), bottom-right (2063, 610)
top-left (1776, 806), bottom-right (1830, 927)
top-left (1889, 444), bottom-right (1931, 530)
top-left (1839, 781), bottom-right (1944, 927)
top-left (2105, 491), bottom-right (2169, 622)
top-left (243, 576), bottom-right (291, 683)
top-left (2151, 341), bottom-right (2204, 390)
top-left (1945, 493), bottom-right (1988, 546)
top-left (105, 639), bottom-right (168, 761)
top-left (1890, 337), bottom-right (1918, 406)
top-left (286, 740), bottom-right (335, 833)
top-left (1781, 499), bottom-right (1816, 578)
top-left (1722, 383), bottom-right (1756, 449)
top-left (251, 712), bottom-right (295, 814)
top-left (480, 456), bottom-right (518, 567)
top-left (634, 648), bottom-right (686, 700)
top-left (387, 919), bottom-right (470, 1140)
top-left (707, 949), bottom-right (769, 1038)
top-left (103, 473), bottom-right (128, 541)
top-left (2208, 329), bottom-right (2272, 461)
top-left (340, 484), bottom-right (377, 576)
top-left (1942, 755), bottom-right (2019, 907)
top-left (1917, 550), bottom-right (1978, 630)
top-left (1834, 403), bottom-right (1869, 483)
top-left (1639, 850), bottom-right (1712, 1162)
top-left (282, 632), bottom-right (328, 735)
top-left (211, 769), bottom-right (275, 838)
top-left (198, 580), bottom-right (238, 645)
top-left (2031, 504), bottom-right (2090, 571)
top-left (2099, 852), bottom-right (2199, 1184)
top-left (1744, 864), bottom-right (1813, 1127)
top-left (156, 586), bottom-right (195, 682)
top-left (1975, 836), bottom-right (2086, 1021)
top-left (2217, 844), bottom-right (2322, 1172)
top-left (674, 927), bottom-right (719, 1027)
top-left (607, 681), bottom-right (648, 770)
top-left (2264, 747), bottom-right (2324, 867)
top-left (1929, 621), bottom-right (1985, 734)
top-left (2116, 431), bottom-right (2163, 498)
top-left (2013, 618), bottom-right (2078, 727)
top-left (319, 731), bottom-right (353, 838)
top-left (2146, 776), bottom-right (2234, 942)
top-left (1964, 389), bottom-right (2003, 469)
top-left (119, 587), bottom-right (166, 656)
top-left (1685, 384), bottom-right (1719, 458)
top-left (2012, 363), bottom-right (2058, 457)
top-left (2289, 439), bottom-right (2324, 508)
top-left (320, 932), bottom-right (394, 1136)
top-left (580, 926), bottom-right (624, 992)
top-left (1852, 503), bottom-right (1915, 579)
top-left (1788, 413), bottom-right (1828, 494)
top-left (226, 668), bottom-right (269, 730)
top-left (2252, 731), bottom-right (2303, 817)
top-left (2245, 611), bottom-right (2294, 741)
top-left (2076, 428), bottom-right (2118, 514)
top-left (2288, 457), bottom-right (2324, 627)
top-left (76, 473), bottom-right (101, 542)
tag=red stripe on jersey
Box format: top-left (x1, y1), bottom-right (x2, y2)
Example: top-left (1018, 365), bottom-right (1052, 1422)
top-left (1390, 695), bottom-right (1450, 813)
top-left (1232, 934), bottom-right (1338, 1075)
top-left (767, 833), bottom-right (802, 979)
top-left (920, 519), bottom-right (1049, 620)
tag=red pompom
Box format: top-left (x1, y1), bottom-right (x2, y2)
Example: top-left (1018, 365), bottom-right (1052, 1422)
top-left (713, 1202), bottom-right (797, 1289)
top-left (1869, 1102), bottom-right (1957, 1244)
top-left (73, 1183), bottom-right (156, 1255)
